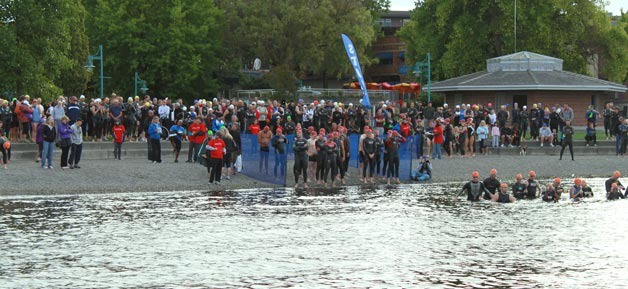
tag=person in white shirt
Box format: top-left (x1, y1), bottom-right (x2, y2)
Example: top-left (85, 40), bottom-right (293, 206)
top-left (539, 123), bottom-right (554, 147)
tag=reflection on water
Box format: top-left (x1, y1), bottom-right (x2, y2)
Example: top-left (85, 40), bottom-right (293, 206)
top-left (1, 179), bottom-right (628, 288)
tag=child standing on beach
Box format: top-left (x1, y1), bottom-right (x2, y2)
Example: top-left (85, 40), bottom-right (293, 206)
top-left (112, 120), bottom-right (126, 160)
top-left (491, 124), bottom-right (500, 148)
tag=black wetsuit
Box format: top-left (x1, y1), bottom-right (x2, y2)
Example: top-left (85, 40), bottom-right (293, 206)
top-left (323, 141), bottom-right (338, 183)
top-left (526, 179), bottom-right (539, 199)
top-left (461, 181), bottom-right (490, 201)
top-left (386, 136), bottom-right (404, 179)
top-left (362, 137), bottom-right (376, 178)
top-left (497, 193), bottom-right (513, 203)
top-left (542, 190), bottom-right (559, 202)
top-left (315, 139), bottom-right (326, 181)
top-left (560, 125), bottom-right (574, 160)
top-left (512, 182), bottom-right (527, 199)
top-left (607, 192), bottom-right (625, 200)
top-left (581, 186), bottom-right (594, 198)
top-left (605, 178), bottom-right (625, 196)
top-left (483, 177), bottom-right (500, 200)
top-left (293, 136), bottom-right (308, 183)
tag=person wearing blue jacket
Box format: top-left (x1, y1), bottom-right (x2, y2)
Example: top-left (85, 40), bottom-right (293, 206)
top-left (148, 116), bottom-right (162, 163)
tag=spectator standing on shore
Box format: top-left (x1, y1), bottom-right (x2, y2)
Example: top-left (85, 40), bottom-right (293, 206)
top-left (432, 118), bottom-right (443, 160)
top-left (619, 118), bottom-right (628, 156)
top-left (585, 105), bottom-right (599, 127)
top-left (585, 122), bottom-right (597, 146)
top-left (66, 96), bottom-right (80, 125)
top-left (30, 98), bottom-right (43, 142)
top-left (147, 116), bottom-right (162, 163)
top-left (559, 120), bottom-right (574, 161)
top-left (491, 122), bottom-right (500, 148)
top-left (187, 118), bottom-right (206, 163)
top-left (41, 117), bottom-right (57, 169)
top-left (206, 130), bottom-right (226, 185)
top-left (68, 119), bottom-right (83, 169)
top-left (58, 116), bottom-right (73, 169)
top-left (51, 97), bottom-right (65, 143)
top-left (603, 102), bottom-right (613, 140)
top-left (614, 115), bottom-right (625, 156)
top-left (477, 120), bottom-right (489, 155)
top-left (169, 119), bottom-right (185, 163)
top-left (35, 118), bottom-right (45, 162)
top-left (112, 119), bottom-right (126, 160)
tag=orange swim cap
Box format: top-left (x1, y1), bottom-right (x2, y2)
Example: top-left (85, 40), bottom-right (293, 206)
top-left (529, 170), bottom-right (535, 177)
top-left (472, 171), bottom-right (479, 178)
top-left (554, 177), bottom-right (561, 183)
top-left (2, 141), bottom-right (9, 150)
top-left (574, 178), bottom-right (581, 185)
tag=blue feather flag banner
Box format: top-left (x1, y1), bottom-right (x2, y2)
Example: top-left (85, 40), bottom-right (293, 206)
top-left (341, 34), bottom-right (371, 109)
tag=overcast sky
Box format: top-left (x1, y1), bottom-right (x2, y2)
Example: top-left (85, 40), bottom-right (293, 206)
top-left (389, 0), bottom-right (626, 16)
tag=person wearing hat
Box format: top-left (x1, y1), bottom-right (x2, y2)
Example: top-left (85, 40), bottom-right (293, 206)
top-left (542, 178), bottom-right (564, 202)
top-left (459, 171), bottom-right (491, 201)
top-left (526, 171), bottom-right (540, 199)
top-left (569, 178), bottom-right (584, 201)
top-left (512, 173), bottom-right (528, 199)
top-left (258, 125), bottom-right (273, 175)
top-left (519, 105), bottom-right (529, 140)
top-left (491, 183), bottom-right (516, 203)
top-left (605, 171), bottom-right (625, 196)
top-left (271, 127), bottom-right (288, 179)
top-left (483, 169), bottom-right (501, 199)
top-left (607, 183), bottom-right (626, 200)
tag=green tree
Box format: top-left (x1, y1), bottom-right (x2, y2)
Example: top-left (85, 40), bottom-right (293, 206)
top-left (0, 0), bottom-right (88, 102)
top-left (83, 0), bottom-right (223, 99)
top-left (399, 0), bottom-right (626, 82)
top-left (216, 0), bottom-right (380, 90)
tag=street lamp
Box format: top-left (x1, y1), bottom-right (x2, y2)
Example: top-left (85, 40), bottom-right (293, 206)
top-left (134, 71), bottom-right (149, 97)
top-left (413, 52), bottom-right (431, 103)
top-left (85, 44), bottom-right (104, 99)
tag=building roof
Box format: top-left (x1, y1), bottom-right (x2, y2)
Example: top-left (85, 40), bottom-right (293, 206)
top-left (383, 11), bottom-right (411, 18)
top-left (430, 51), bottom-right (627, 93)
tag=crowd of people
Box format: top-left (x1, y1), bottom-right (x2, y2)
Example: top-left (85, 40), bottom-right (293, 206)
top-left (0, 93), bottom-right (626, 184)
top-left (459, 169), bottom-right (626, 203)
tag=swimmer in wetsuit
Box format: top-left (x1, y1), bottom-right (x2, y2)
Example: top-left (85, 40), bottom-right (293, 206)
top-left (459, 171), bottom-right (491, 201)
top-left (483, 168), bottom-right (500, 200)
top-left (512, 173), bottom-right (527, 199)
top-left (491, 182), bottom-right (516, 203)
top-left (580, 179), bottom-right (594, 198)
top-left (542, 178), bottom-right (564, 202)
top-left (569, 178), bottom-right (584, 201)
top-left (607, 183), bottom-right (626, 200)
top-left (526, 171), bottom-right (540, 199)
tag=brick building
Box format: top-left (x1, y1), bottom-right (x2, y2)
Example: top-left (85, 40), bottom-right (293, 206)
top-left (366, 11), bottom-right (412, 83)
top-left (430, 51), bottom-right (627, 126)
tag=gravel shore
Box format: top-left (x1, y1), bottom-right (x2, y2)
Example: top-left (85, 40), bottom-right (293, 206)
top-left (1, 152), bottom-right (624, 196)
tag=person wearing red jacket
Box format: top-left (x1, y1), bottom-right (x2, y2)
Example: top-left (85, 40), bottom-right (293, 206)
top-left (112, 120), bottom-right (126, 160)
top-left (431, 118), bottom-right (444, 160)
top-left (400, 118), bottom-right (411, 137)
top-left (205, 131), bottom-right (226, 184)
top-left (248, 119), bottom-right (260, 135)
top-left (187, 118), bottom-right (207, 163)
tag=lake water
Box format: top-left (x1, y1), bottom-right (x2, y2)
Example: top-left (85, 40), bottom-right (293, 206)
top-left (1, 179), bottom-right (627, 288)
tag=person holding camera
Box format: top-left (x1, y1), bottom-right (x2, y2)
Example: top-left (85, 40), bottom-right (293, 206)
top-left (412, 156), bottom-right (432, 181)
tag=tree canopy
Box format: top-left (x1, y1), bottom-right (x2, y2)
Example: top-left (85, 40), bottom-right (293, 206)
top-left (398, 0), bottom-right (628, 83)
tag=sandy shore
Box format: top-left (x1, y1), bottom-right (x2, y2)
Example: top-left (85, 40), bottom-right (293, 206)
top-left (1, 152), bottom-right (625, 196)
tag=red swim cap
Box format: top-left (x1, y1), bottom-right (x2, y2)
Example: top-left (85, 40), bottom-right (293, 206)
top-left (472, 171), bottom-right (479, 178)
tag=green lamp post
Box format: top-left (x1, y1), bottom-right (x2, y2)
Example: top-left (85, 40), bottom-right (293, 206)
top-left (85, 44), bottom-right (104, 99)
top-left (134, 72), bottom-right (149, 97)
top-left (413, 53), bottom-right (431, 103)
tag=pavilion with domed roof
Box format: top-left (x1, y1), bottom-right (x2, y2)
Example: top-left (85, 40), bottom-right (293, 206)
top-left (430, 51), bottom-right (626, 126)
